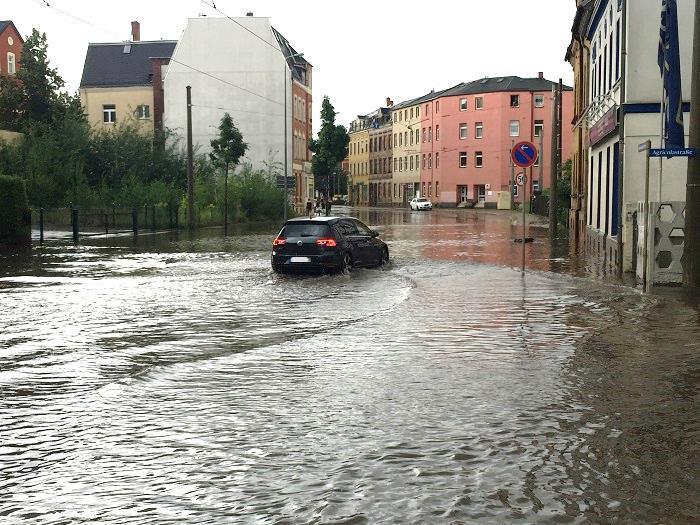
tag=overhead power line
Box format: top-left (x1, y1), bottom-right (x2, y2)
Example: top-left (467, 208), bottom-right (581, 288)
top-left (199, 0), bottom-right (282, 54)
top-left (32, 0), bottom-right (284, 107)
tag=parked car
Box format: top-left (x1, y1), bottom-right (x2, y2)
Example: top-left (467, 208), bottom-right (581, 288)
top-left (410, 197), bottom-right (433, 211)
top-left (271, 217), bottom-right (389, 274)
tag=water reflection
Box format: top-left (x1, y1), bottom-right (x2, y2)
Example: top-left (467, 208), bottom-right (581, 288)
top-left (0, 208), bottom-right (698, 523)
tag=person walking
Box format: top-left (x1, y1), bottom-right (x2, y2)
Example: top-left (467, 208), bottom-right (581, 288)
top-left (306, 199), bottom-right (314, 218)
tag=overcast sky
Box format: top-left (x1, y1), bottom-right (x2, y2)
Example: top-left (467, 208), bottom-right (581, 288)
top-left (7, 0), bottom-right (576, 132)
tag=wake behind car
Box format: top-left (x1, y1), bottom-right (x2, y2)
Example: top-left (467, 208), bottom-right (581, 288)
top-left (410, 197), bottom-right (433, 211)
top-left (271, 217), bottom-right (389, 274)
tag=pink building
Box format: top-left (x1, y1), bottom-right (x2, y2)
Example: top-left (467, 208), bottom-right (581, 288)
top-left (419, 75), bottom-right (573, 207)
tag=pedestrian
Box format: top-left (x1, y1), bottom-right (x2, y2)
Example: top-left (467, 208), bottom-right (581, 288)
top-left (306, 199), bottom-right (314, 218)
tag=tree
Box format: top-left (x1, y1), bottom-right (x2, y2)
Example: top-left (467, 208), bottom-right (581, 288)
top-left (0, 29), bottom-right (70, 131)
top-left (210, 113), bottom-right (247, 234)
top-left (309, 97), bottom-right (349, 214)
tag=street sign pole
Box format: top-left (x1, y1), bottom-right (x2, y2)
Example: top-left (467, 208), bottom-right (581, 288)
top-left (511, 141), bottom-right (538, 277)
top-left (640, 140), bottom-right (652, 293)
top-left (522, 169), bottom-right (527, 275)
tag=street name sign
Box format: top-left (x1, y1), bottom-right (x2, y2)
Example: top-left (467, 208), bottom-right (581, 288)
top-left (649, 148), bottom-right (697, 158)
top-left (511, 141), bottom-right (538, 168)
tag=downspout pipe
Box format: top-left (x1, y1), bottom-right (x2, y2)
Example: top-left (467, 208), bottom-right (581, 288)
top-left (616, 0), bottom-right (628, 277)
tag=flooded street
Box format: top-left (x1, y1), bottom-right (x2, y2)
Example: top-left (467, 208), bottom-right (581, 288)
top-left (1, 207), bottom-right (699, 524)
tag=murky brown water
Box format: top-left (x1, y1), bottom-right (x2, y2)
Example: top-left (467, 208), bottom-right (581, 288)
top-left (1, 208), bottom-right (699, 524)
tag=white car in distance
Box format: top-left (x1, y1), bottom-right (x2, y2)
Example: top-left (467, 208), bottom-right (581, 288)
top-left (410, 197), bottom-right (433, 211)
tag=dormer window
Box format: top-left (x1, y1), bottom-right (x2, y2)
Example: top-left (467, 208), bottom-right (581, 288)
top-left (123, 44), bottom-right (131, 54)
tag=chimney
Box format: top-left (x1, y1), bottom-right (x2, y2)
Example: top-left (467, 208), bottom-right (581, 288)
top-left (538, 71), bottom-right (544, 79)
top-left (386, 97), bottom-right (393, 107)
top-left (246, 12), bottom-right (254, 16)
top-left (131, 21), bottom-right (140, 42)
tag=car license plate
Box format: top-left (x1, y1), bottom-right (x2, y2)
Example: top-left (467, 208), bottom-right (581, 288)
top-left (290, 257), bottom-right (311, 263)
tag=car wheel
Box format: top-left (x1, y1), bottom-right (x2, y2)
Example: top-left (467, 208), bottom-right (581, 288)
top-left (381, 248), bottom-right (389, 265)
top-left (341, 253), bottom-right (353, 274)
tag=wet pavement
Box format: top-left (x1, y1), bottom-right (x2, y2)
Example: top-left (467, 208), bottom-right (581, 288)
top-left (1, 207), bottom-right (699, 524)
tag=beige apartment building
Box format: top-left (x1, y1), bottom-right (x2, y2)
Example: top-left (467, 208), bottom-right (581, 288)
top-left (390, 94), bottom-right (427, 205)
top-left (79, 23), bottom-right (175, 133)
top-left (348, 117), bottom-right (370, 206)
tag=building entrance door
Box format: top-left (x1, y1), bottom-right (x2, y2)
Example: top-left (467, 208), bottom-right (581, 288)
top-left (458, 185), bottom-right (469, 203)
top-left (476, 185), bottom-right (486, 202)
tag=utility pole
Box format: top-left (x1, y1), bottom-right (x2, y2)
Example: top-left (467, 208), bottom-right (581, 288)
top-left (283, 64), bottom-right (288, 222)
top-left (186, 86), bottom-right (195, 230)
top-left (224, 161), bottom-right (229, 236)
top-left (549, 84), bottom-right (559, 235)
top-left (683, 0), bottom-right (700, 287)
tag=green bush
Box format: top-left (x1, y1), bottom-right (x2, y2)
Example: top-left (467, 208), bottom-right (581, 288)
top-left (0, 174), bottom-right (31, 242)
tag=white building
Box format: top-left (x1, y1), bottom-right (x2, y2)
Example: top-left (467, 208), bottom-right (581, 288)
top-left (164, 15), bottom-right (308, 179)
top-left (583, 0), bottom-right (694, 273)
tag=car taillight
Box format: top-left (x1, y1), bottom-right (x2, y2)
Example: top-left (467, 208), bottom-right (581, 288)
top-left (272, 237), bottom-right (286, 246)
top-left (315, 238), bottom-right (337, 247)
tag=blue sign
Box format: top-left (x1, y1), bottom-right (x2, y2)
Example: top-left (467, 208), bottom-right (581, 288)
top-left (649, 148), bottom-right (696, 158)
top-left (511, 141), bottom-right (538, 168)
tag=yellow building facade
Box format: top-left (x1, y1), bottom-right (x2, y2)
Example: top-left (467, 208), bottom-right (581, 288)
top-left (348, 121), bottom-right (369, 206)
top-left (80, 86), bottom-right (155, 132)
top-left (390, 97), bottom-right (424, 206)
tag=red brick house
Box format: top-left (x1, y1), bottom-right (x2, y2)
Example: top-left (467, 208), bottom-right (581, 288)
top-left (0, 20), bottom-right (23, 77)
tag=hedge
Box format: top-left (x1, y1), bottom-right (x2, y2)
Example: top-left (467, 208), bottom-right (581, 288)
top-left (0, 174), bottom-right (31, 243)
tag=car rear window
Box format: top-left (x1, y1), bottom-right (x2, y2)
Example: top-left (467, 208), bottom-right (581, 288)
top-left (417, 198), bottom-right (428, 202)
top-left (282, 223), bottom-right (332, 238)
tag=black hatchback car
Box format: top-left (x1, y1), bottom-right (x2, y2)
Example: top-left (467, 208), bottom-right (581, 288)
top-left (271, 217), bottom-right (389, 274)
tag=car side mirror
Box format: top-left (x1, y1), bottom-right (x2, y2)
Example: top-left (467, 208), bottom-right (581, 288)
top-left (371, 230), bottom-right (379, 238)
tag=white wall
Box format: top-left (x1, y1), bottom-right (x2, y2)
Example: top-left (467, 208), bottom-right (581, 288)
top-left (626, 0), bottom-right (695, 104)
top-left (164, 17), bottom-right (292, 175)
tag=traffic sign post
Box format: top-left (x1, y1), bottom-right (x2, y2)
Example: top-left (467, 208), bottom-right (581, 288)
top-left (511, 142), bottom-right (538, 276)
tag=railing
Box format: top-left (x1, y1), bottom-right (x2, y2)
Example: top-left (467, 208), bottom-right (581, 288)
top-left (32, 204), bottom-right (180, 243)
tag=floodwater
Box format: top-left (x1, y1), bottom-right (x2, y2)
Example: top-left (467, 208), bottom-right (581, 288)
top-left (1, 207), bottom-right (699, 524)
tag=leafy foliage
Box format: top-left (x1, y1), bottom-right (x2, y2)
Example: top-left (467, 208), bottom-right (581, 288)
top-left (209, 113), bottom-right (248, 172)
top-left (0, 175), bottom-right (30, 241)
top-left (309, 97), bottom-right (349, 196)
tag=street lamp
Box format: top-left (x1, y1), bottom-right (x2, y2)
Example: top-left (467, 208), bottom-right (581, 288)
top-left (283, 52), bottom-right (304, 221)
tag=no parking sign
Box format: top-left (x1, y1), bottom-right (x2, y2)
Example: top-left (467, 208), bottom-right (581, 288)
top-left (511, 142), bottom-right (538, 168)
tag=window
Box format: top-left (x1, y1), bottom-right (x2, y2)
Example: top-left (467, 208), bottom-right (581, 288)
top-left (404, 109), bottom-right (408, 120)
top-left (410, 156), bottom-right (414, 170)
top-left (459, 123), bottom-right (468, 139)
top-left (428, 153), bottom-right (432, 169)
top-left (422, 154), bottom-right (426, 169)
top-left (425, 103), bottom-right (429, 114)
top-left (399, 133), bottom-right (403, 146)
top-left (533, 180), bottom-right (540, 193)
top-left (394, 133), bottom-right (397, 146)
top-left (416, 106), bottom-right (420, 118)
top-left (415, 129), bottom-right (420, 143)
top-left (399, 157), bottom-right (403, 171)
top-left (415, 154), bottom-right (419, 170)
top-left (435, 125), bottom-right (440, 141)
top-left (435, 152), bottom-right (439, 168)
top-left (509, 120), bottom-right (520, 137)
top-left (103, 104), bottom-right (117, 124)
top-left (436, 101), bottom-right (440, 113)
top-left (459, 152), bottom-right (467, 168)
top-left (428, 127), bottom-right (432, 142)
top-left (393, 114), bottom-right (397, 123)
top-left (534, 120), bottom-right (544, 137)
top-left (510, 95), bottom-right (520, 108)
top-left (422, 182), bottom-right (426, 197)
top-left (422, 128), bottom-right (426, 142)
top-left (405, 131), bottom-right (408, 145)
top-left (534, 95), bottom-right (544, 108)
top-left (475, 96), bottom-right (483, 109)
top-left (7, 52), bottom-right (16, 75)
top-left (513, 185), bottom-right (519, 197)
top-left (428, 182), bottom-right (432, 197)
top-left (410, 131), bottom-right (414, 145)
top-left (475, 151), bottom-right (483, 167)
top-left (475, 122), bottom-right (483, 138)
top-left (436, 181), bottom-right (440, 198)
top-left (460, 98), bottom-right (467, 111)
top-left (394, 158), bottom-right (398, 172)
top-left (410, 108), bottom-right (414, 119)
